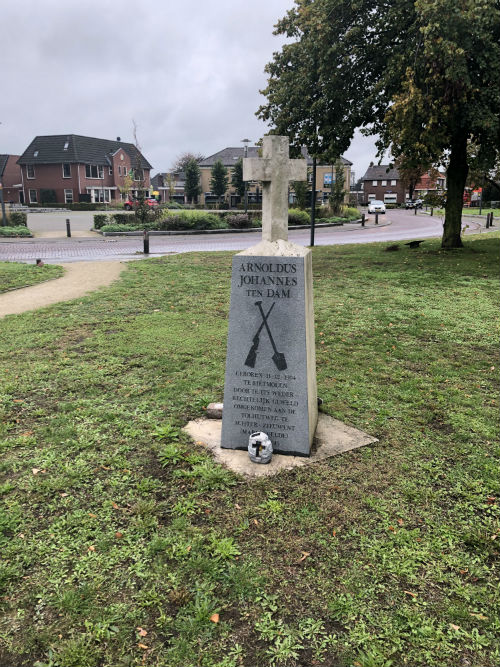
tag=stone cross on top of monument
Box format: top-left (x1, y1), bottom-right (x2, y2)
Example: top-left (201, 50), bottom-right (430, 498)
top-left (243, 136), bottom-right (307, 243)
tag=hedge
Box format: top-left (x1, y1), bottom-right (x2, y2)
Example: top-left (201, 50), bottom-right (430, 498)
top-left (0, 225), bottom-right (31, 237)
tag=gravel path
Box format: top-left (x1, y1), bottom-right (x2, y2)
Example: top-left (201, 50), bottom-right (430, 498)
top-left (0, 261), bottom-right (126, 318)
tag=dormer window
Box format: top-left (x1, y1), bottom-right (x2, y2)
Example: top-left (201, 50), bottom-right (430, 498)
top-left (33, 151), bottom-right (39, 157)
top-left (64, 141), bottom-right (69, 150)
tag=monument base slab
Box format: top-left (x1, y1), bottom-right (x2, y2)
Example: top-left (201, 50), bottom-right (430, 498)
top-left (184, 413), bottom-right (378, 479)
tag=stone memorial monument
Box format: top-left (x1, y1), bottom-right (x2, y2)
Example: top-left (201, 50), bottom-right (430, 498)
top-left (221, 135), bottom-right (318, 456)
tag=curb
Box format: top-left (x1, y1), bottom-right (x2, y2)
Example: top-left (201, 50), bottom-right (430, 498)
top-left (95, 220), bottom-right (363, 237)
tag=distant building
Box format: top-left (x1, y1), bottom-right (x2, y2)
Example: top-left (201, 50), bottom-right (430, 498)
top-left (361, 165), bottom-right (406, 205)
top-left (414, 171), bottom-right (446, 197)
top-left (17, 135), bottom-right (152, 205)
top-left (151, 171), bottom-right (186, 203)
top-left (0, 155), bottom-right (23, 204)
top-left (198, 146), bottom-right (352, 206)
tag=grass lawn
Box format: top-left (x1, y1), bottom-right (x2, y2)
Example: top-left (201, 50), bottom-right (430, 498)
top-left (0, 234), bottom-right (499, 667)
top-left (0, 262), bottom-right (64, 293)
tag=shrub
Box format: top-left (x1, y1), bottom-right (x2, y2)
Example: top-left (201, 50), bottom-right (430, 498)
top-left (0, 225), bottom-right (31, 237)
top-left (93, 214), bottom-right (109, 229)
top-left (164, 201), bottom-right (184, 209)
top-left (111, 213), bottom-right (134, 225)
top-left (227, 214), bottom-right (250, 229)
top-left (288, 208), bottom-right (310, 226)
top-left (342, 207), bottom-right (360, 219)
top-left (6, 211), bottom-right (27, 227)
top-left (158, 210), bottom-right (228, 231)
top-left (100, 224), bottom-right (138, 232)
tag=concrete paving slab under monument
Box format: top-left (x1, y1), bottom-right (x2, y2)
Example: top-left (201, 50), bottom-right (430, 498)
top-left (184, 412), bottom-right (378, 479)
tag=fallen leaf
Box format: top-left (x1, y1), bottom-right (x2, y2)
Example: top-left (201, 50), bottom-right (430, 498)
top-left (397, 518), bottom-right (404, 526)
top-left (88, 513), bottom-right (97, 518)
top-left (88, 545), bottom-right (95, 552)
top-left (404, 590), bottom-right (417, 597)
top-left (186, 545), bottom-right (192, 553)
top-left (486, 496), bottom-right (496, 505)
top-left (449, 623), bottom-right (460, 631)
top-left (209, 613), bottom-right (219, 623)
top-left (253, 518), bottom-right (259, 526)
top-left (112, 502), bottom-right (119, 510)
top-left (470, 612), bottom-right (488, 620)
top-left (115, 532), bottom-right (123, 539)
top-left (21, 431), bottom-right (34, 437)
top-left (32, 468), bottom-right (41, 475)
top-left (295, 551), bottom-right (311, 564)
top-left (137, 627), bottom-right (148, 637)
top-left (235, 503), bottom-right (242, 510)
top-left (138, 643), bottom-right (149, 650)
top-left (60, 493), bottom-right (69, 497)
top-left (388, 526), bottom-right (395, 532)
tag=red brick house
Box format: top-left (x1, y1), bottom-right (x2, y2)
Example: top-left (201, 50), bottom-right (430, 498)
top-left (17, 135), bottom-right (152, 205)
top-left (414, 171), bottom-right (446, 197)
top-left (0, 155), bottom-right (23, 204)
top-left (361, 165), bottom-right (407, 205)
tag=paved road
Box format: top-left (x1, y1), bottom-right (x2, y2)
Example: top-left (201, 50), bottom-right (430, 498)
top-left (0, 210), bottom-right (487, 264)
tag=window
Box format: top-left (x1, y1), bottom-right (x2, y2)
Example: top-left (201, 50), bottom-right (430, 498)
top-left (391, 179), bottom-right (397, 186)
top-left (29, 189), bottom-right (37, 203)
top-left (381, 180), bottom-right (387, 186)
top-left (384, 194), bottom-right (397, 203)
top-left (27, 165), bottom-right (35, 179)
top-left (85, 164), bottom-right (104, 179)
top-left (33, 151), bottom-right (39, 157)
top-left (63, 141), bottom-right (69, 150)
top-left (62, 163), bottom-right (71, 178)
top-left (323, 173), bottom-right (333, 188)
top-left (64, 189), bottom-right (73, 204)
top-left (372, 180), bottom-right (377, 186)
top-left (133, 169), bottom-right (144, 181)
top-left (368, 194), bottom-right (376, 200)
top-left (108, 166), bottom-right (113, 175)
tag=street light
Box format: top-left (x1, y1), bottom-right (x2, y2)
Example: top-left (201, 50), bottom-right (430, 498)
top-left (241, 138), bottom-right (251, 213)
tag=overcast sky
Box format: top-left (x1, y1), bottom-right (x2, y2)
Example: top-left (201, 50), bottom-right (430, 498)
top-left (2, 0), bottom-right (378, 181)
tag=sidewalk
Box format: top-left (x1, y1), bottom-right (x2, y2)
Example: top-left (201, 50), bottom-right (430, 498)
top-left (0, 261), bottom-right (126, 318)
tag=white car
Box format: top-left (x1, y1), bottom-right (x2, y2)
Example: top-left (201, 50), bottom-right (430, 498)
top-left (367, 200), bottom-right (386, 214)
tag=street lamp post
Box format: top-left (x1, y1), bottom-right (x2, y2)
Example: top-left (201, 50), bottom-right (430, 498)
top-left (241, 138), bottom-right (251, 213)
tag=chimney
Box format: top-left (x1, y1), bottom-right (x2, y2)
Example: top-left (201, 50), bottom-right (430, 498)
top-left (116, 136), bottom-right (121, 142)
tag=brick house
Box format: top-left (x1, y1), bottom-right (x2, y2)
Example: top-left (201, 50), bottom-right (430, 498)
top-left (151, 171), bottom-right (186, 203)
top-left (361, 165), bottom-right (407, 205)
top-left (0, 155), bottom-right (23, 204)
top-left (198, 146), bottom-right (352, 206)
top-left (17, 135), bottom-right (152, 205)
top-left (414, 171), bottom-right (446, 197)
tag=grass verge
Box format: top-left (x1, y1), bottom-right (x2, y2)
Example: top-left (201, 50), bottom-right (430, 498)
top-left (0, 262), bottom-right (64, 293)
top-left (0, 233), bottom-right (499, 667)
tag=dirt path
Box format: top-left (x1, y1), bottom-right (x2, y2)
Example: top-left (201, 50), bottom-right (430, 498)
top-left (0, 261), bottom-right (126, 318)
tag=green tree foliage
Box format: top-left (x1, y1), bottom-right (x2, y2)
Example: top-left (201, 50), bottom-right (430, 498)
top-left (171, 152), bottom-right (205, 173)
top-left (258, 0), bottom-right (500, 249)
top-left (292, 180), bottom-right (308, 209)
top-left (329, 160), bottom-right (346, 216)
top-left (210, 159), bottom-right (228, 205)
top-left (184, 159), bottom-right (201, 204)
top-left (231, 158), bottom-right (245, 198)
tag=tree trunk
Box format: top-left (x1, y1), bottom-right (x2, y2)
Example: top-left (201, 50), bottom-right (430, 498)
top-left (442, 134), bottom-right (469, 249)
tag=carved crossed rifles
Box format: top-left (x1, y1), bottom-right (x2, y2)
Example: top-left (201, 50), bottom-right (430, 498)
top-left (244, 301), bottom-right (287, 371)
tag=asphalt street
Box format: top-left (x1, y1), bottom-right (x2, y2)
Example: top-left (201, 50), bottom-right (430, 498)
top-left (0, 209), bottom-right (486, 264)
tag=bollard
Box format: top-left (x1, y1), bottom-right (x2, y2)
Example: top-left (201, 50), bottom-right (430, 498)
top-left (361, 213), bottom-right (365, 227)
top-left (486, 213), bottom-right (490, 228)
top-left (375, 213), bottom-right (379, 225)
top-left (491, 213), bottom-right (494, 227)
top-left (66, 218), bottom-right (71, 237)
top-left (414, 206), bottom-right (417, 215)
top-left (143, 230), bottom-right (149, 254)
top-left (430, 207), bottom-right (434, 217)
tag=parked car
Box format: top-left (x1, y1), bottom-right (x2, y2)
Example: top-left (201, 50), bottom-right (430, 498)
top-left (405, 199), bottom-right (423, 209)
top-left (367, 200), bottom-right (386, 214)
top-left (124, 197), bottom-right (159, 211)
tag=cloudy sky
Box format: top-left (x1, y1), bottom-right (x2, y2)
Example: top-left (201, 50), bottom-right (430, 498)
top-left (2, 0), bottom-right (378, 181)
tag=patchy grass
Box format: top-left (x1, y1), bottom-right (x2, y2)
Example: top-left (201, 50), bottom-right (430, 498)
top-left (0, 262), bottom-right (64, 293)
top-left (0, 233), bottom-right (498, 667)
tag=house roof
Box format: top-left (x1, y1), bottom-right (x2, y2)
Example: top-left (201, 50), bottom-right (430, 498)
top-left (199, 146), bottom-right (352, 168)
top-left (362, 165), bottom-right (400, 180)
top-left (17, 135), bottom-right (152, 169)
top-left (151, 172), bottom-right (185, 188)
top-left (0, 155), bottom-right (9, 177)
